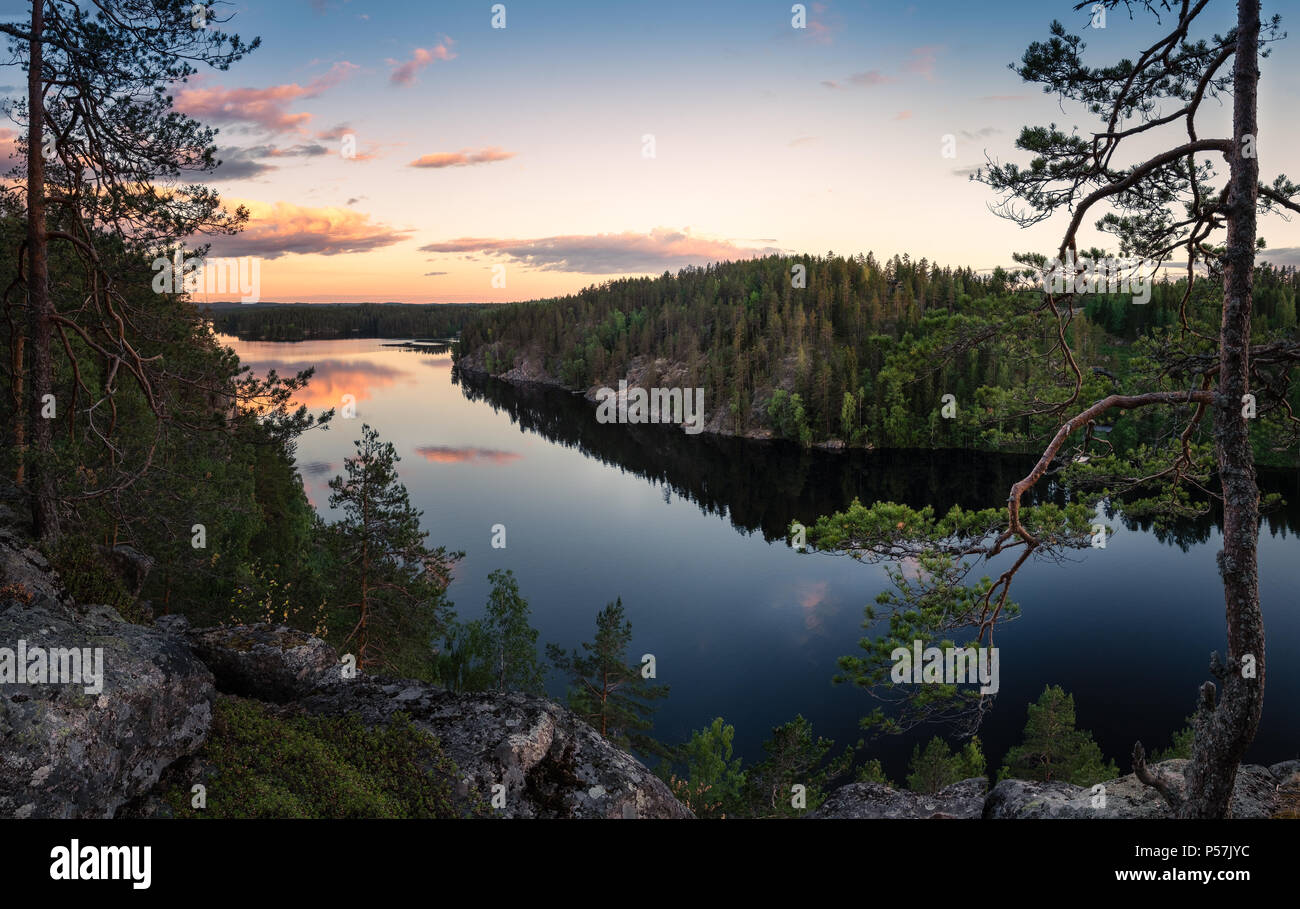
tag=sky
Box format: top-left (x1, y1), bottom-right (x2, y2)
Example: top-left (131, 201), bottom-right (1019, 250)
top-left (3, 0), bottom-right (1300, 302)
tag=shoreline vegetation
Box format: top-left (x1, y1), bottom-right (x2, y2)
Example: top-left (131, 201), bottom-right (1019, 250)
top-left (450, 253), bottom-right (1300, 467)
top-left (1, 0), bottom-right (1294, 824)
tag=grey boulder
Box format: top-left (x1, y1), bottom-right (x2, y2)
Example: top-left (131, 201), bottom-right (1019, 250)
top-left (808, 777), bottom-right (986, 819)
top-left (983, 759), bottom-right (1280, 818)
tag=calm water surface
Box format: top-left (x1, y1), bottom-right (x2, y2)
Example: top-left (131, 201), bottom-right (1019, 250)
top-left (225, 335), bottom-right (1300, 777)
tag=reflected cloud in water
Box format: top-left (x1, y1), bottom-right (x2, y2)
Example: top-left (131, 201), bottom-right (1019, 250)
top-left (414, 445), bottom-right (522, 465)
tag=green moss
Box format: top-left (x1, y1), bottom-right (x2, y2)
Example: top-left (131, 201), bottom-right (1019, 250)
top-left (166, 696), bottom-right (486, 818)
top-left (43, 535), bottom-right (145, 623)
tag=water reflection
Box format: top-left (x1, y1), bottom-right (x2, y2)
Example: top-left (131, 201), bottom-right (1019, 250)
top-left (454, 368), bottom-right (1300, 543)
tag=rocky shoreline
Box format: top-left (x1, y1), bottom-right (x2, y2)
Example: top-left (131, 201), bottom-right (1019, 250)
top-left (2, 517), bottom-right (1293, 819)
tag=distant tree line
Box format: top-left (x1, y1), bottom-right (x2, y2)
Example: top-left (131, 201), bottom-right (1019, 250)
top-left (208, 302), bottom-right (489, 341)
top-left (454, 254), bottom-right (1299, 464)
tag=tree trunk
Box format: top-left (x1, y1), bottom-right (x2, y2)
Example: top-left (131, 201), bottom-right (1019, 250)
top-left (1181, 0), bottom-right (1264, 819)
top-left (12, 332), bottom-right (23, 485)
top-left (26, 0), bottom-right (58, 542)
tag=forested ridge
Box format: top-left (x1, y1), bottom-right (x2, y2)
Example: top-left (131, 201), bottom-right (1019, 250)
top-left (208, 301), bottom-right (488, 341)
top-left (2, 0), bottom-right (1296, 825)
top-left (454, 253), bottom-right (1300, 462)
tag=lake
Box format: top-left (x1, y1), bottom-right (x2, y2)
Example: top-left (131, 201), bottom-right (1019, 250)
top-left (224, 335), bottom-right (1300, 778)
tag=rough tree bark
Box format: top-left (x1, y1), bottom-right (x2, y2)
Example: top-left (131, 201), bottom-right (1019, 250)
top-left (1181, 0), bottom-right (1264, 819)
top-left (25, 0), bottom-right (59, 541)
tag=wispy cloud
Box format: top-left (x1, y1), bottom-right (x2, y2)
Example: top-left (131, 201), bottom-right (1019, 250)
top-left (0, 127), bottom-right (18, 169)
top-left (210, 201), bottom-right (411, 259)
top-left (823, 45), bottom-right (940, 90)
top-left (196, 143), bottom-right (331, 181)
top-left (801, 2), bottom-right (838, 45)
top-left (420, 228), bottom-right (781, 274)
top-left (175, 63), bottom-right (358, 134)
top-left (414, 446), bottom-right (521, 465)
top-left (822, 69), bottom-right (895, 90)
top-left (1260, 247), bottom-right (1300, 267)
top-left (904, 45), bottom-right (943, 81)
top-left (389, 39), bottom-right (456, 86)
top-left (408, 147), bottom-right (516, 169)
top-left (237, 359), bottom-right (404, 408)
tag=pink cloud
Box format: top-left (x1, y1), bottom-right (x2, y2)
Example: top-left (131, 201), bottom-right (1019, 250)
top-left (175, 62), bottom-right (358, 134)
top-left (807, 19), bottom-right (833, 44)
top-left (414, 446), bottom-right (521, 465)
top-left (420, 227), bottom-right (782, 274)
top-left (408, 147), bottom-right (516, 169)
top-left (389, 39), bottom-right (456, 85)
top-left (904, 45), bottom-right (943, 81)
top-left (796, 581), bottom-right (832, 633)
top-left (823, 70), bottom-right (896, 90)
top-left (0, 128), bottom-right (19, 169)
top-left (209, 200), bottom-right (411, 259)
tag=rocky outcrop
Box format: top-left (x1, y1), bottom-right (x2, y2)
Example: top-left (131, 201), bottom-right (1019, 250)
top-left (4, 488), bottom-right (1291, 821)
top-left (167, 620), bottom-right (690, 818)
top-left (807, 777), bottom-right (986, 819)
top-left (812, 760), bottom-right (1289, 820)
top-left (184, 621), bottom-right (341, 703)
top-left (0, 532), bottom-right (214, 819)
top-left (292, 677), bottom-right (691, 819)
top-left (982, 760), bottom-right (1280, 819)
top-left (94, 544), bottom-right (155, 599)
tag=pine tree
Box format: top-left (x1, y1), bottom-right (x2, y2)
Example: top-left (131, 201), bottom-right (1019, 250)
top-left (743, 714), bottom-right (852, 817)
top-left (433, 571), bottom-right (543, 695)
top-left (327, 424), bottom-right (459, 679)
top-left (665, 717), bottom-right (746, 819)
top-left (480, 569), bottom-right (545, 694)
top-left (999, 686), bottom-right (1118, 787)
top-left (2, 1), bottom-right (257, 541)
top-left (905, 736), bottom-right (986, 795)
top-left (546, 598), bottom-right (667, 754)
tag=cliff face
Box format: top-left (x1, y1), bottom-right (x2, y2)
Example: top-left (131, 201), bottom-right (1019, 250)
top-left (457, 347), bottom-right (750, 440)
top-left (0, 523), bottom-right (690, 819)
top-left (0, 526), bottom-right (214, 819)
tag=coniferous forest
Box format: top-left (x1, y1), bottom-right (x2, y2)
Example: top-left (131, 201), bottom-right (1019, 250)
top-left (1, 0), bottom-right (1298, 891)
top-left (455, 254), bottom-right (1300, 462)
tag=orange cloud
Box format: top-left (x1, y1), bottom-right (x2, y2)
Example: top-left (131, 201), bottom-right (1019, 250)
top-left (237, 360), bottom-right (403, 409)
top-left (0, 128), bottom-right (18, 169)
top-left (414, 446), bottom-right (521, 465)
top-left (797, 580), bottom-right (831, 632)
top-left (211, 200), bottom-right (411, 259)
top-left (389, 39), bottom-right (456, 85)
top-left (409, 147), bottom-right (516, 169)
top-left (175, 63), bottom-right (358, 134)
top-left (420, 227), bottom-right (781, 274)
